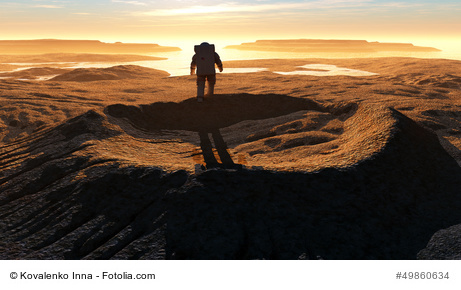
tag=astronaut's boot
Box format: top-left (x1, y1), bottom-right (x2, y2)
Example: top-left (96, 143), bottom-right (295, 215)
top-left (197, 82), bottom-right (205, 102)
top-left (206, 84), bottom-right (215, 96)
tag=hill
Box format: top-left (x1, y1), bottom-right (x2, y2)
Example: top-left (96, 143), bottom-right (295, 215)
top-left (50, 65), bottom-right (170, 82)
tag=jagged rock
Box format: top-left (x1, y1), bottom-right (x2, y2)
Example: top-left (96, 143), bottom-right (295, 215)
top-left (418, 224), bottom-right (461, 259)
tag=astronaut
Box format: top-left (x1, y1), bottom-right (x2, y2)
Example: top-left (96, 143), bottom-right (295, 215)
top-left (190, 42), bottom-right (223, 102)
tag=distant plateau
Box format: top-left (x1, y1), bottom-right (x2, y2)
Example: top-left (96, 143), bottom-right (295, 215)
top-left (0, 39), bottom-right (181, 54)
top-left (225, 39), bottom-right (441, 53)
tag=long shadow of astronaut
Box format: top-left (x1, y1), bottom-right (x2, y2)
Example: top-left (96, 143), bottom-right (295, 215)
top-left (198, 129), bottom-right (242, 170)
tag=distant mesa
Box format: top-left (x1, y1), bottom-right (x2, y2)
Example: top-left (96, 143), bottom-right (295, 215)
top-left (0, 53), bottom-right (167, 64)
top-left (225, 39), bottom-right (441, 53)
top-left (0, 39), bottom-right (181, 54)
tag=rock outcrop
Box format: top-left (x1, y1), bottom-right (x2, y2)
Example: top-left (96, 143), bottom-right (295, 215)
top-left (418, 224), bottom-right (461, 259)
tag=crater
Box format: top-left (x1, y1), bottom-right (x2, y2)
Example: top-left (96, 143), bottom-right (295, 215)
top-left (104, 93), bottom-right (398, 172)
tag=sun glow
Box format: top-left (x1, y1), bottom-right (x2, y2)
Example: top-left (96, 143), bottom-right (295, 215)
top-left (144, 5), bottom-right (234, 16)
top-left (0, 0), bottom-right (459, 58)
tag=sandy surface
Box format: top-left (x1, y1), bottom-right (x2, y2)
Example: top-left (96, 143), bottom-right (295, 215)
top-left (1, 56), bottom-right (461, 259)
top-left (0, 53), bottom-right (167, 76)
top-left (1, 57), bottom-right (460, 171)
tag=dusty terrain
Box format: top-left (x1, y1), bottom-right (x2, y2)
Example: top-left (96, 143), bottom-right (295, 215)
top-left (0, 56), bottom-right (460, 259)
top-left (0, 53), bottom-right (166, 77)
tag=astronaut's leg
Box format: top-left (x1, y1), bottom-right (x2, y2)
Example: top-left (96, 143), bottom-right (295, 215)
top-left (196, 75), bottom-right (206, 102)
top-left (206, 74), bottom-right (216, 96)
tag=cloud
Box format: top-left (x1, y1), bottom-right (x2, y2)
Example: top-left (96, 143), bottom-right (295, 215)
top-left (33, 5), bottom-right (62, 8)
top-left (141, 0), bottom-right (373, 16)
top-left (112, 0), bottom-right (148, 6)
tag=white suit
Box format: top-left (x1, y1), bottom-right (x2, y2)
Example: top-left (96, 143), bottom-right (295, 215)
top-left (190, 43), bottom-right (223, 101)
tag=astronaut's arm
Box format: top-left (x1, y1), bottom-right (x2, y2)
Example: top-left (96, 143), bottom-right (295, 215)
top-left (190, 55), bottom-right (197, 75)
top-left (214, 53), bottom-right (223, 72)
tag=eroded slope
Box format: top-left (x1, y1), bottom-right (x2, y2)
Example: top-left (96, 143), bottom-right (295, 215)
top-left (1, 98), bottom-right (460, 259)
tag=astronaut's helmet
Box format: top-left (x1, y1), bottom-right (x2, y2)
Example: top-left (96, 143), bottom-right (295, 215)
top-left (195, 42), bottom-right (215, 53)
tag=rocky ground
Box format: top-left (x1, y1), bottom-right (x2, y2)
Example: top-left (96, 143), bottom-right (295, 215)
top-left (0, 57), bottom-right (460, 259)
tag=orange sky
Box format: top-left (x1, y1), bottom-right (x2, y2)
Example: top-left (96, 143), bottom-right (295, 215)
top-left (1, 1), bottom-right (460, 49)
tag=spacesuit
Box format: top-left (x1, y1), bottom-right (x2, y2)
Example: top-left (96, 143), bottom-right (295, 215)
top-left (190, 42), bottom-right (223, 102)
